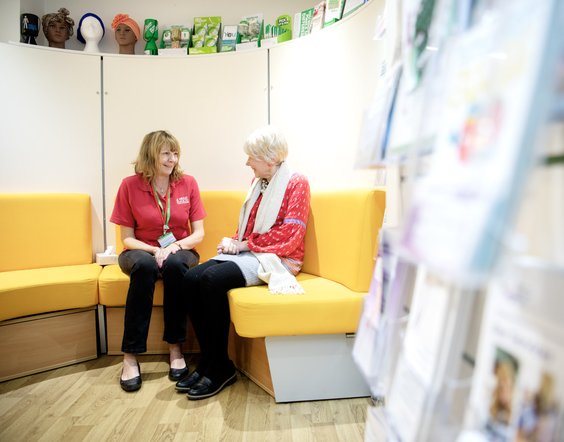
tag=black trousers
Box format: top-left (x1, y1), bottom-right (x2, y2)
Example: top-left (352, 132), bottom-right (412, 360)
top-left (118, 249), bottom-right (199, 354)
top-left (183, 260), bottom-right (246, 380)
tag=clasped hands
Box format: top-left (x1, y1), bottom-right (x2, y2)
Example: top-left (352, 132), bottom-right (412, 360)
top-left (217, 237), bottom-right (249, 255)
top-left (154, 243), bottom-right (181, 267)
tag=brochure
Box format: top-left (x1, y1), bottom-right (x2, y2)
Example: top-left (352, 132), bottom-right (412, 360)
top-left (343, 0), bottom-right (367, 18)
top-left (353, 228), bottom-right (414, 399)
top-left (293, 8), bottom-right (314, 38)
top-left (386, 268), bottom-right (475, 441)
top-left (399, 0), bottom-right (554, 286)
top-left (459, 257), bottom-right (564, 441)
top-left (220, 25), bottom-right (237, 52)
top-left (311, 2), bottom-right (326, 33)
top-left (324, 0), bottom-right (345, 27)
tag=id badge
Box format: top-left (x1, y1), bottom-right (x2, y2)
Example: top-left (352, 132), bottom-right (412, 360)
top-left (158, 231), bottom-right (176, 248)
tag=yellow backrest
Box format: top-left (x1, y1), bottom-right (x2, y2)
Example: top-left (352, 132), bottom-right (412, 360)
top-left (302, 189), bottom-right (386, 292)
top-left (114, 188), bottom-right (386, 292)
top-left (199, 191), bottom-right (246, 260)
top-left (0, 193), bottom-right (93, 272)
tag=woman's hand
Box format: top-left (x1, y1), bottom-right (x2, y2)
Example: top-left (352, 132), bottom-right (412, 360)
top-left (154, 243), bottom-right (180, 267)
top-left (217, 237), bottom-right (237, 255)
top-left (217, 237), bottom-right (249, 255)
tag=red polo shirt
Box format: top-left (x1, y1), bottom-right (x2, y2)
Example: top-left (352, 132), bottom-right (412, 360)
top-left (110, 174), bottom-right (206, 247)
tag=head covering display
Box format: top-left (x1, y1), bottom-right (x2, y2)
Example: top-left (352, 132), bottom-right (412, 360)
top-left (41, 7), bottom-right (74, 38)
top-left (77, 13), bottom-right (105, 44)
top-left (111, 13), bottom-right (140, 40)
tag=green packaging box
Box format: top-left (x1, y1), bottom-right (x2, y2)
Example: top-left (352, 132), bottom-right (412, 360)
top-left (189, 16), bottom-right (221, 54)
top-left (236, 13), bottom-right (263, 50)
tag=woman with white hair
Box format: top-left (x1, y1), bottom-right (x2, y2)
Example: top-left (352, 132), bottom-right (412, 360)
top-left (176, 125), bottom-right (310, 400)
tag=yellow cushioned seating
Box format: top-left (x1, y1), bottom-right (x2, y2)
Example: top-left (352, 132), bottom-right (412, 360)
top-left (97, 188), bottom-right (386, 400)
top-left (98, 189), bottom-right (385, 336)
top-left (0, 194), bottom-right (101, 321)
top-left (0, 265), bottom-right (101, 322)
top-left (0, 193), bottom-right (101, 382)
top-left (228, 189), bottom-right (385, 337)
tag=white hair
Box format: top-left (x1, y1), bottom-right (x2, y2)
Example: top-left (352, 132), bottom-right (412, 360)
top-left (243, 125), bottom-right (288, 164)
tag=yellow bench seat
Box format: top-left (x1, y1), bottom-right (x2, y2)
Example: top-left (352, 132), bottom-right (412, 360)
top-left (0, 264), bottom-right (101, 322)
top-left (98, 264), bottom-right (164, 306)
top-left (228, 273), bottom-right (365, 338)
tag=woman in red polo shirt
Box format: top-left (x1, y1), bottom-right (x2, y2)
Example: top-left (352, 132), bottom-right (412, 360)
top-left (110, 130), bottom-right (206, 392)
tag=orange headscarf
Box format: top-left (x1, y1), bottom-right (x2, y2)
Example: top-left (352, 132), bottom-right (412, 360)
top-left (111, 14), bottom-right (140, 40)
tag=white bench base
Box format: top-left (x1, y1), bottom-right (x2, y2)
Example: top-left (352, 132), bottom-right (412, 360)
top-left (230, 330), bottom-right (370, 403)
top-left (265, 334), bottom-right (371, 403)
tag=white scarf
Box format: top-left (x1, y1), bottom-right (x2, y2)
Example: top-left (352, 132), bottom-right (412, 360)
top-left (237, 162), bottom-right (304, 294)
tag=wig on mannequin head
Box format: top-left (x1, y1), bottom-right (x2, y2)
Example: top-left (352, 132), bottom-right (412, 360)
top-left (77, 12), bottom-right (105, 44)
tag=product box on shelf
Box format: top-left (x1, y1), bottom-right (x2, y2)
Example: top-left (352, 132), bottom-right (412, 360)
top-left (260, 14), bottom-right (292, 49)
top-left (311, 2), bottom-right (326, 33)
top-left (324, 0), bottom-right (346, 27)
top-left (158, 25), bottom-right (190, 56)
top-left (189, 16), bottom-right (221, 55)
top-left (343, 0), bottom-right (368, 18)
top-left (236, 13), bottom-right (263, 51)
top-left (293, 8), bottom-right (314, 38)
top-left (220, 25), bottom-right (237, 52)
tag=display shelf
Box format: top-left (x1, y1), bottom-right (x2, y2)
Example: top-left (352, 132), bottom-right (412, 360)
top-left (6, 1), bottom-right (372, 56)
top-left (354, 0), bottom-right (564, 440)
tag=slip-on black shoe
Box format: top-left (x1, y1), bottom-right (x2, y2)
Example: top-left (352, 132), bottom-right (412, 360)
top-left (186, 372), bottom-right (237, 400)
top-left (120, 362), bottom-right (142, 392)
top-left (175, 370), bottom-right (202, 392)
top-left (168, 366), bottom-right (189, 382)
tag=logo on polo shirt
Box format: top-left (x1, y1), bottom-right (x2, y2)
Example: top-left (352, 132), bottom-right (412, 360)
top-left (176, 196), bottom-right (190, 205)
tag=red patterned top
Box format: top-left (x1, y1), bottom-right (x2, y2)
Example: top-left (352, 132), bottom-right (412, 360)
top-left (237, 173), bottom-right (310, 274)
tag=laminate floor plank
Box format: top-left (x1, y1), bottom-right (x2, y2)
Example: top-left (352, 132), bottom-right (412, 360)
top-left (0, 355), bottom-right (370, 442)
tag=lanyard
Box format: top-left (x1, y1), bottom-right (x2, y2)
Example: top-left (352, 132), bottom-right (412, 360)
top-left (152, 184), bottom-right (171, 234)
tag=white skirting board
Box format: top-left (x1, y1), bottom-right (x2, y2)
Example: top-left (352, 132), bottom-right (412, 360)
top-left (265, 333), bottom-right (370, 403)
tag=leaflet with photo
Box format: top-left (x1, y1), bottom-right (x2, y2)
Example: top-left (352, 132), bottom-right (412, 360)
top-left (460, 258), bottom-right (564, 441)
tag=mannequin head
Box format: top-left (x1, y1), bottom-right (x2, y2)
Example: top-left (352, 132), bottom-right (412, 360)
top-left (41, 8), bottom-right (74, 49)
top-left (111, 14), bottom-right (140, 55)
top-left (21, 13), bottom-right (40, 44)
top-left (77, 13), bottom-right (105, 53)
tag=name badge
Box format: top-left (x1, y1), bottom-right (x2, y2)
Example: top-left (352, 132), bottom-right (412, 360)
top-left (158, 231), bottom-right (177, 248)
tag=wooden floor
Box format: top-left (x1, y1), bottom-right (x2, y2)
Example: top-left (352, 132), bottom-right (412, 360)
top-left (0, 354), bottom-right (371, 441)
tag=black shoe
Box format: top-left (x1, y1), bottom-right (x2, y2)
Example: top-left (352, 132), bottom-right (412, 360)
top-left (186, 372), bottom-right (237, 400)
top-left (168, 366), bottom-right (189, 382)
top-left (120, 362), bottom-right (142, 392)
top-left (175, 370), bottom-right (202, 392)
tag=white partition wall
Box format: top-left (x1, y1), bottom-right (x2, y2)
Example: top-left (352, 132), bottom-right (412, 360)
top-left (103, 50), bottom-right (268, 247)
top-left (0, 43), bottom-right (105, 255)
top-left (269, 0), bottom-right (384, 190)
